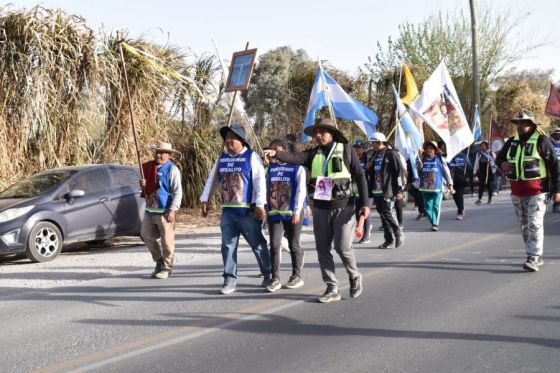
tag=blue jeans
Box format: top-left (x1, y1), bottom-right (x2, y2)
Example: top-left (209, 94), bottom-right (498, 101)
top-left (220, 211), bottom-right (271, 280)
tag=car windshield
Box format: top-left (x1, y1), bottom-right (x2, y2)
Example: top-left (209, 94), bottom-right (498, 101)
top-left (0, 170), bottom-right (77, 199)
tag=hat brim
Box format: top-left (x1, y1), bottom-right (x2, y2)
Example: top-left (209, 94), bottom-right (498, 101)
top-left (303, 124), bottom-right (348, 144)
top-left (422, 141), bottom-right (439, 150)
top-left (510, 118), bottom-right (539, 126)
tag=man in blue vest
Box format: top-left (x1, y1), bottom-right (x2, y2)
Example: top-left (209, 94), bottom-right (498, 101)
top-left (200, 124), bottom-right (272, 294)
top-left (264, 118), bottom-right (370, 303)
top-left (550, 127), bottom-right (560, 212)
top-left (140, 141), bottom-right (183, 279)
top-left (496, 111), bottom-right (560, 272)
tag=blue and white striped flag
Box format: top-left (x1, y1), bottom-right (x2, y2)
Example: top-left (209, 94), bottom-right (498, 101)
top-left (472, 105), bottom-right (482, 141)
top-left (302, 66), bottom-right (378, 143)
top-left (392, 84), bottom-right (422, 179)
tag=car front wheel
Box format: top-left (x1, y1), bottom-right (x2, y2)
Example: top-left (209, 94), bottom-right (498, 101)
top-left (26, 222), bottom-right (63, 263)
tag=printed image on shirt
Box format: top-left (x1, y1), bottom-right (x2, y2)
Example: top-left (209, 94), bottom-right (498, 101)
top-left (221, 172), bottom-right (244, 204)
top-left (314, 176), bottom-right (333, 200)
top-left (423, 172), bottom-right (436, 190)
top-left (269, 181), bottom-right (292, 210)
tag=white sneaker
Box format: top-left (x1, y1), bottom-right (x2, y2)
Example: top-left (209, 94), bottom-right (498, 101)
top-left (456, 214), bottom-right (464, 220)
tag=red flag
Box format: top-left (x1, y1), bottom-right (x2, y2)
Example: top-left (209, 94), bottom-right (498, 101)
top-left (545, 83), bottom-right (560, 121)
top-left (489, 119), bottom-right (504, 153)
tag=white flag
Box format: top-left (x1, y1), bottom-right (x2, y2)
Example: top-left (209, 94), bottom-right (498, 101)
top-left (410, 60), bottom-right (473, 161)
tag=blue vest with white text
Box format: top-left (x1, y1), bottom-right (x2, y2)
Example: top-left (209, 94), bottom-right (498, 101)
top-left (553, 140), bottom-right (560, 160)
top-left (266, 163), bottom-right (299, 222)
top-left (420, 156), bottom-right (443, 192)
top-left (146, 161), bottom-right (173, 214)
top-left (448, 154), bottom-right (466, 169)
top-left (218, 149), bottom-right (253, 216)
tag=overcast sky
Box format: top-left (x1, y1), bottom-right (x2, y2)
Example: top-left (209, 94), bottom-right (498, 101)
top-left (10, 0), bottom-right (560, 79)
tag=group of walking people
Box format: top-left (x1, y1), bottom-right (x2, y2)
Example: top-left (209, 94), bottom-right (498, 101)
top-left (136, 110), bottom-right (560, 305)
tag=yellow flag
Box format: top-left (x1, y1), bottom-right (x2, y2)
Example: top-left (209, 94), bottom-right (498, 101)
top-left (401, 64), bottom-right (419, 106)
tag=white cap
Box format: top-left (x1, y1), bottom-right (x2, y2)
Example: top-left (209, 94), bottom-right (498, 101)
top-left (369, 132), bottom-right (387, 142)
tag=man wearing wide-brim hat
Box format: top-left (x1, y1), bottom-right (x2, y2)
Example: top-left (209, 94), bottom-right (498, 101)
top-left (264, 117), bottom-right (370, 303)
top-left (200, 123), bottom-right (272, 294)
top-left (139, 141), bottom-right (183, 279)
top-left (496, 110), bottom-right (560, 272)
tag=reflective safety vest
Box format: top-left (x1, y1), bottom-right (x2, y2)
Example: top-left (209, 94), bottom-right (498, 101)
top-left (266, 163), bottom-right (299, 222)
top-left (310, 142), bottom-right (353, 201)
top-left (218, 149), bottom-right (253, 215)
top-left (145, 161), bottom-right (174, 214)
top-left (506, 132), bottom-right (547, 181)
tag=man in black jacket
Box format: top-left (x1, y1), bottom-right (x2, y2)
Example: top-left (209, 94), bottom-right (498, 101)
top-left (366, 132), bottom-right (405, 249)
top-left (264, 118), bottom-right (370, 303)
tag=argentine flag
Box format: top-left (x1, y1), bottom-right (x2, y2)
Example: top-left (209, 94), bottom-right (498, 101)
top-left (302, 67), bottom-right (378, 143)
top-left (392, 84), bottom-right (422, 179)
top-left (472, 105), bottom-right (482, 142)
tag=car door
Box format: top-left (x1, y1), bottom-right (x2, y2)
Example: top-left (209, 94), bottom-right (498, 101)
top-left (63, 168), bottom-right (115, 240)
top-left (107, 166), bottom-right (144, 234)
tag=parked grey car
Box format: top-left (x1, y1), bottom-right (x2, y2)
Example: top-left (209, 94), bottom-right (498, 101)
top-left (0, 164), bottom-right (145, 262)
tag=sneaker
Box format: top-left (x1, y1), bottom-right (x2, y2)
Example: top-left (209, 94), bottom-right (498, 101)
top-left (475, 200), bottom-right (482, 205)
top-left (487, 200), bottom-right (493, 204)
top-left (378, 241), bottom-right (393, 249)
top-left (266, 278), bottom-right (282, 292)
top-left (220, 278), bottom-right (237, 294)
top-left (261, 276), bottom-right (272, 288)
top-left (358, 236), bottom-right (371, 244)
top-left (318, 285), bottom-right (341, 303)
top-left (150, 262), bottom-right (162, 278)
top-left (284, 275), bottom-right (304, 289)
top-left (523, 256), bottom-right (544, 272)
top-left (399, 224), bottom-right (404, 230)
top-left (456, 214), bottom-right (464, 220)
top-left (415, 213), bottom-right (426, 221)
top-left (349, 273), bottom-right (363, 298)
top-left (431, 225), bottom-right (439, 232)
top-left (154, 269), bottom-right (171, 279)
top-left (395, 236), bottom-right (405, 248)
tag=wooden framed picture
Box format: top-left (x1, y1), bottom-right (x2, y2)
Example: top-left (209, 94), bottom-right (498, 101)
top-left (225, 48), bottom-right (257, 92)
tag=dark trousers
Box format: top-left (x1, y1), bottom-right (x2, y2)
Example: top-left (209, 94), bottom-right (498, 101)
top-left (478, 175), bottom-right (494, 202)
top-left (409, 186), bottom-right (425, 215)
top-left (374, 196), bottom-right (402, 243)
top-left (395, 199), bottom-right (403, 225)
top-left (452, 187), bottom-right (465, 214)
top-left (268, 217), bottom-right (304, 279)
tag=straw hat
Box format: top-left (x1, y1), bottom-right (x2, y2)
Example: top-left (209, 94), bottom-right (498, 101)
top-left (303, 117), bottom-right (348, 144)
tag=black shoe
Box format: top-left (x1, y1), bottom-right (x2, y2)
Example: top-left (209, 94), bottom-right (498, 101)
top-left (358, 236), bottom-right (371, 244)
top-left (523, 256), bottom-right (543, 272)
top-left (318, 285), bottom-right (341, 303)
top-left (349, 273), bottom-right (363, 298)
top-left (378, 241), bottom-right (393, 249)
top-left (415, 213), bottom-right (426, 221)
top-left (150, 261), bottom-right (163, 278)
top-left (395, 236), bottom-right (405, 248)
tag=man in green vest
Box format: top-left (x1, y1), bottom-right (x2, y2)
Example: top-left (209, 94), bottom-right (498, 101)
top-left (496, 111), bottom-right (560, 272)
top-left (263, 118), bottom-right (370, 303)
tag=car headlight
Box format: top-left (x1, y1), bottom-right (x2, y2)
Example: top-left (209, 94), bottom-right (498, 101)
top-left (0, 205), bottom-right (35, 223)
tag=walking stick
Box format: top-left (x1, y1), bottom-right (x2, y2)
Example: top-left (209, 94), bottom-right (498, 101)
top-left (118, 37), bottom-right (145, 196)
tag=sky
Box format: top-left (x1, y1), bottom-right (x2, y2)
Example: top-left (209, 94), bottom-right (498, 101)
top-left (9, 0), bottom-right (560, 79)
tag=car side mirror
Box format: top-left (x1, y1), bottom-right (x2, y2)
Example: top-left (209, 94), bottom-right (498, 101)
top-left (66, 189), bottom-right (85, 203)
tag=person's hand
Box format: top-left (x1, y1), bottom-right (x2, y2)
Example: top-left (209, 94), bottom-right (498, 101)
top-left (263, 149), bottom-right (277, 162)
top-left (201, 201), bottom-right (209, 218)
top-left (365, 161), bottom-right (373, 170)
top-left (553, 192), bottom-right (560, 203)
top-left (449, 185), bottom-right (455, 194)
top-left (501, 162), bottom-right (513, 172)
top-left (291, 212), bottom-right (301, 225)
top-left (165, 210), bottom-right (176, 223)
top-left (396, 192), bottom-right (403, 201)
top-left (139, 179), bottom-right (146, 188)
top-left (254, 206), bottom-right (266, 221)
top-left (358, 206), bottom-right (370, 219)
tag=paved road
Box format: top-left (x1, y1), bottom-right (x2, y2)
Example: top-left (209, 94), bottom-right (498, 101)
top-left (2, 194), bottom-right (560, 372)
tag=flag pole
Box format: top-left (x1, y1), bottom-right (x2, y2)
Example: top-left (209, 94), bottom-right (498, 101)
top-left (463, 105), bottom-right (477, 174)
top-left (118, 35), bottom-right (145, 196)
top-left (318, 59), bottom-right (337, 125)
top-left (393, 63), bottom-right (404, 141)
